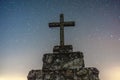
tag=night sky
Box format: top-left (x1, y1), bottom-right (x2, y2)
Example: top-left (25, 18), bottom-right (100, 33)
top-left (0, 0), bottom-right (120, 80)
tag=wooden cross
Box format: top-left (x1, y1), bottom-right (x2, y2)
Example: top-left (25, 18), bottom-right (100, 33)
top-left (49, 14), bottom-right (75, 47)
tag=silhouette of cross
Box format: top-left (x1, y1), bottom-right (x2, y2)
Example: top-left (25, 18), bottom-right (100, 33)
top-left (49, 14), bottom-right (75, 47)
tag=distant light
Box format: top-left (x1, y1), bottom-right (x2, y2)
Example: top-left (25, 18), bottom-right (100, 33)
top-left (0, 75), bottom-right (26, 80)
top-left (104, 66), bottom-right (120, 80)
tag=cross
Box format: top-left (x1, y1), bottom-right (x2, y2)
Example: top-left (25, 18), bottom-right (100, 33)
top-left (49, 14), bottom-right (75, 47)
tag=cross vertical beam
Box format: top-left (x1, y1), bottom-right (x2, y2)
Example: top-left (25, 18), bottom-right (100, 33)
top-left (49, 14), bottom-right (75, 47)
top-left (60, 14), bottom-right (64, 47)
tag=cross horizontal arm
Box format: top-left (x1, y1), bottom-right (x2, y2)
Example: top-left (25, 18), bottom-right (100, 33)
top-left (49, 21), bottom-right (75, 27)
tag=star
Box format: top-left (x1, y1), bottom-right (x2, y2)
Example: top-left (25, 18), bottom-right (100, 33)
top-left (27, 22), bottom-right (31, 26)
top-left (118, 16), bottom-right (120, 19)
top-left (15, 39), bottom-right (19, 43)
top-left (118, 38), bottom-right (120, 41)
top-left (110, 35), bottom-right (113, 38)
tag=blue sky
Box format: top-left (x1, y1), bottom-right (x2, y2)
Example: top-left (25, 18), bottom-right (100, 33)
top-left (0, 0), bottom-right (120, 80)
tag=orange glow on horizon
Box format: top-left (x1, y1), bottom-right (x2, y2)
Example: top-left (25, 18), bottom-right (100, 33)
top-left (0, 75), bottom-right (26, 80)
top-left (1, 66), bottom-right (120, 80)
top-left (103, 66), bottom-right (120, 80)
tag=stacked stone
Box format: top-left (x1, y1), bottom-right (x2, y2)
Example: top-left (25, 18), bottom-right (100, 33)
top-left (27, 45), bottom-right (99, 80)
top-left (41, 45), bottom-right (99, 80)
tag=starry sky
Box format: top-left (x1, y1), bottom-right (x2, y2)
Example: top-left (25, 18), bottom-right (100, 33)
top-left (0, 0), bottom-right (120, 80)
